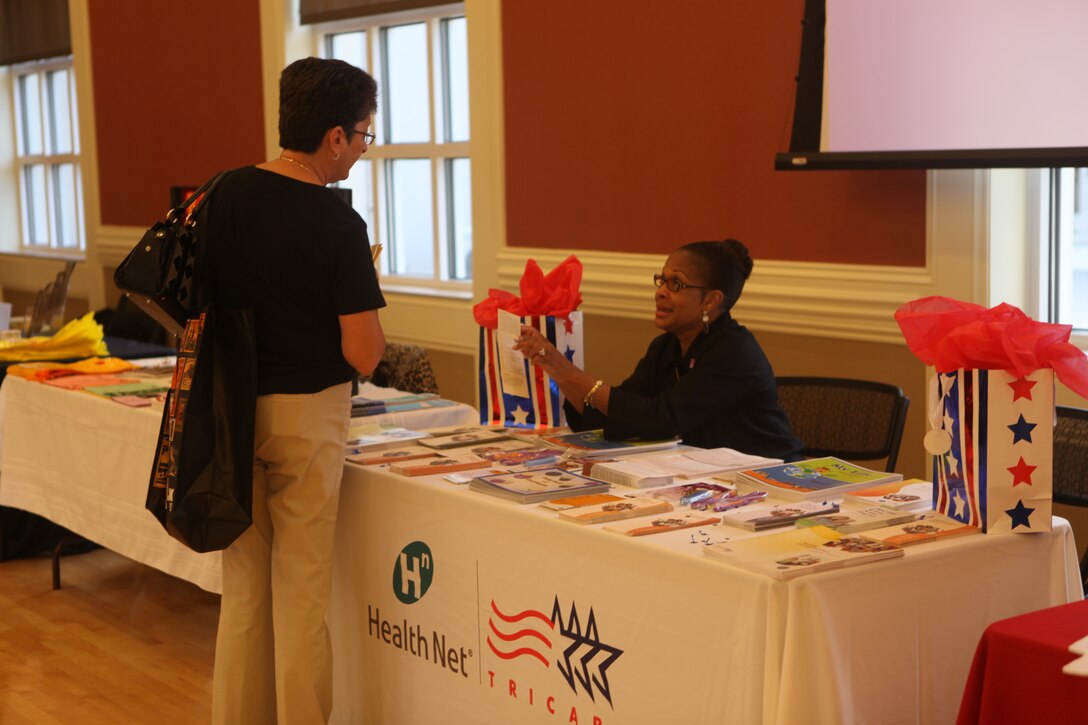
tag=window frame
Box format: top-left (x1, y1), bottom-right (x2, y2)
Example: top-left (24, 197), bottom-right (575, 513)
top-left (314, 3), bottom-right (471, 298)
top-left (10, 55), bottom-right (85, 256)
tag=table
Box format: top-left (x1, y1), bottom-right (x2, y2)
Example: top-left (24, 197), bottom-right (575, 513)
top-left (326, 464), bottom-right (1082, 725)
top-left (0, 374), bottom-right (477, 592)
top-left (0, 374), bottom-right (1083, 723)
top-left (958, 599), bottom-right (1088, 724)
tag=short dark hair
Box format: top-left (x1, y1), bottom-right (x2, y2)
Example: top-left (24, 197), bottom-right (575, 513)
top-left (278, 57), bottom-right (378, 153)
top-left (677, 238), bottom-right (753, 312)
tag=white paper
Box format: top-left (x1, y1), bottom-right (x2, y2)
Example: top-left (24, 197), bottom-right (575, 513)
top-left (497, 309), bottom-right (530, 398)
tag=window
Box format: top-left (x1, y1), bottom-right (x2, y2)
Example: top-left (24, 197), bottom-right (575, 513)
top-left (12, 57), bottom-right (84, 253)
top-left (1049, 168), bottom-right (1088, 330)
top-left (319, 7), bottom-right (471, 291)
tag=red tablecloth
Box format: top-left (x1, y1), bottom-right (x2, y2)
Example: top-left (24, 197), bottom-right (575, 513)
top-left (958, 599), bottom-right (1088, 724)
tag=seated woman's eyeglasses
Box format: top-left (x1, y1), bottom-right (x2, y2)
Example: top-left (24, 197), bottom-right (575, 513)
top-left (653, 274), bottom-right (712, 293)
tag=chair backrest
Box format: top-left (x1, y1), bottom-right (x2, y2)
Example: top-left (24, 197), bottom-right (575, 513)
top-left (368, 342), bottom-right (439, 394)
top-left (775, 376), bottom-right (910, 472)
top-left (1053, 405), bottom-right (1088, 506)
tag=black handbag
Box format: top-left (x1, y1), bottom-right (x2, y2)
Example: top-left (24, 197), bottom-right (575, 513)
top-left (146, 304), bottom-right (257, 552)
top-left (114, 170), bottom-right (231, 337)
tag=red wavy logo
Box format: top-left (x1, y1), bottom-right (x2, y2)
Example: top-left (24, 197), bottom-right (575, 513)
top-left (486, 599), bottom-right (555, 667)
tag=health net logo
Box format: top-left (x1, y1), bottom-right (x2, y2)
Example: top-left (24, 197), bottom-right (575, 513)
top-left (486, 595), bottom-right (623, 716)
top-left (392, 540), bottom-right (433, 604)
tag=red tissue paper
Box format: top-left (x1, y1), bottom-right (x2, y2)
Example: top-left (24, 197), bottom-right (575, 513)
top-left (895, 295), bottom-right (1088, 398)
top-left (472, 256), bottom-right (583, 329)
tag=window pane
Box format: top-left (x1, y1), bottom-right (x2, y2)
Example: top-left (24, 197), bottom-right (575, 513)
top-left (443, 17), bottom-right (469, 143)
top-left (447, 158), bottom-right (472, 280)
top-left (52, 163), bottom-right (79, 249)
top-left (23, 165), bottom-right (49, 246)
top-left (383, 23), bottom-right (430, 143)
top-left (328, 30), bottom-right (367, 71)
top-left (17, 73), bottom-right (44, 156)
top-left (388, 159), bottom-right (433, 277)
top-left (340, 158), bottom-right (375, 244)
top-left (47, 68), bottom-right (73, 154)
top-left (1068, 168), bottom-right (1088, 329)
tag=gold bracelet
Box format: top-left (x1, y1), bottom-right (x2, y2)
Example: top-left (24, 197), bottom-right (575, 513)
top-left (583, 379), bottom-right (605, 409)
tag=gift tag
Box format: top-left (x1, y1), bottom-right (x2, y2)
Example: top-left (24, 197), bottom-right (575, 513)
top-left (924, 428), bottom-right (952, 455)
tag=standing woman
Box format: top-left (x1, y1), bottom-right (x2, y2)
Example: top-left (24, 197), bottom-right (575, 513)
top-left (514, 239), bottom-right (802, 461)
top-left (206, 58), bottom-right (386, 724)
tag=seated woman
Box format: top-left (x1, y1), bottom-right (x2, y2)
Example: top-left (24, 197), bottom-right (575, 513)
top-left (513, 239), bottom-right (803, 461)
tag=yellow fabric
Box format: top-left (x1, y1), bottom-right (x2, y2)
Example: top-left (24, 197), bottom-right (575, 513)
top-left (6, 356), bottom-right (137, 380)
top-left (0, 312), bottom-right (109, 362)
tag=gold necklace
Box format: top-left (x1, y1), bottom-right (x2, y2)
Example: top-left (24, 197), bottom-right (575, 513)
top-left (278, 154), bottom-right (322, 183)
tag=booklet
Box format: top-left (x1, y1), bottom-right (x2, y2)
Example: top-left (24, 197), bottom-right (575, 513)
top-left (389, 453), bottom-right (493, 477)
top-left (538, 493), bottom-right (629, 511)
top-left (469, 468), bottom-right (610, 504)
top-left (537, 429), bottom-right (679, 458)
top-left (345, 424), bottom-right (431, 455)
top-left (734, 457), bottom-right (902, 501)
top-left (348, 444), bottom-right (438, 466)
top-left (843, 478), bottom-right (933, 510)
top-left (558, 497), bottom-right (673, 525)
top-left (419, 427), bottom-right (513, 450)
top-left (796, 503), bottom-right (919, 533)
top-left (861, 512), bottom-right (981, 546)
top-left (620, 447), bottom-right (784, 481)
top-left (720, 499), bottom-right (841, 531)
top-left (585, 458), bottom-right (674, 489)
top-left (603, 510), bottom-right (721, 536)
top-left (703, 525), bottom-right (905, 580)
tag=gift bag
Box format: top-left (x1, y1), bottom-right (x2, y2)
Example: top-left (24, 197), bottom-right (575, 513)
top-left (146, 306), bottom-right (257, 552)
top-left (931, 368), bottom-right (1053, 534)
top-left (478, 311), bottom-right (583, 428)
top-left (474, 255), bottom-right (584, 429)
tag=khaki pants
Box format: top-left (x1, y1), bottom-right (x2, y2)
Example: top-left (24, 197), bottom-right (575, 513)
top-left (212, 382), bottom-right (351, 725)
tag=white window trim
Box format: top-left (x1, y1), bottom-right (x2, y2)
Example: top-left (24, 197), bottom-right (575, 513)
top-left (10, 55), bottom-right (85, 257)
top-left (312, 3), bottom-right (471, 298)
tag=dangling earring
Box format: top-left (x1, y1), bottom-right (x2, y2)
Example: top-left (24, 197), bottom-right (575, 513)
top-left (333, 151), bottom-right (341, 161)
top-left (702, 310), bottom-right (709, 333)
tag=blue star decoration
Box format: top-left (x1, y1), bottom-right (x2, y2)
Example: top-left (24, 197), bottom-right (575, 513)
top-left (563, 345), bottom-right (576, 363)
top-left (1005, 499), bottom-right (1035, 529)
top-left (1007, 414), bottom-right (1037, 444)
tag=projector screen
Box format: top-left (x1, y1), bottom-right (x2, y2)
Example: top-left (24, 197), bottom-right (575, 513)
top-left (777, 0), bottom-right (1088, 170)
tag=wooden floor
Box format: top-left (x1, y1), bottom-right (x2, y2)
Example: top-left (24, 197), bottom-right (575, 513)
top-left (0, 548), bottom-right (219, 724)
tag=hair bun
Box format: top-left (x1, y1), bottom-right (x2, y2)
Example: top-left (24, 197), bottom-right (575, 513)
top-left (724, 238), bottom-right (753, 279)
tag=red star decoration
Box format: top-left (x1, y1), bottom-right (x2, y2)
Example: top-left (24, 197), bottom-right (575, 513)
top-left (1007, 456), bottom-right (1037, 486)
top-left (563, 317), bottom-right (575, 334)
top-left (1008, 377), bottom-right (1037, 401)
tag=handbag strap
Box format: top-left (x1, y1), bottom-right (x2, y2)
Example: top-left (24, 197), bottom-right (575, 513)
top-left (168, 169), bottom-right (232, 224)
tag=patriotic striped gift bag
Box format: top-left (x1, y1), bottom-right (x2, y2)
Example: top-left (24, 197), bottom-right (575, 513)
top-left (929, 368), bottom-right (1053, 534)
top-left (478, 312), bottom-right (584, 429)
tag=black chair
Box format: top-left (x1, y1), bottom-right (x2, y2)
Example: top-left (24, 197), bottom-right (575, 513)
top-left (775, 376), bottom-right (910, 472)
top-left (1053, 405), bottom-right (1088, 593)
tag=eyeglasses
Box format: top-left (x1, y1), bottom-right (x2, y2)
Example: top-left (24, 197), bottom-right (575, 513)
top-left (653, 274), bottom-right (712, 293)
top-left (348, 128), bottom-right (376, 145)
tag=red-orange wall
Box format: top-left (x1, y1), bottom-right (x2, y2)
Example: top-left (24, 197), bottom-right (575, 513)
top-left (88, 0), bottom-right (265, 227)
top-left (501, 1), bottom-right (927, 266)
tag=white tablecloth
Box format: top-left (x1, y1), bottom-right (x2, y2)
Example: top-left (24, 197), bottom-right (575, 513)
top-left (1, 374), bottom-right (1081, 723)
top-left (326, 463), bottom-right (1082, 725)
top-left (0, 375), bottom-right (477, 593)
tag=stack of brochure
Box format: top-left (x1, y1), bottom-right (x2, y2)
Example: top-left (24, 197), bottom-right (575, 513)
top-left (843, 478), bottom-right (933, 510)
top-left (704, 525), bottom-right (905, 580)
top-left (536, 429), bottom-right (679, 458)
top-left (734, 457), bottom-right (902, 501)
top-left (469, 468), bottom-right (610, 504)
top-left (557, 497), bottom-right (672, 525)
top-left (720, 499), bottom-right (841, 531)
top-left (860, 512), bottom-right (980, 546)
top-left (795, 503), bottom-right (919, 533)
